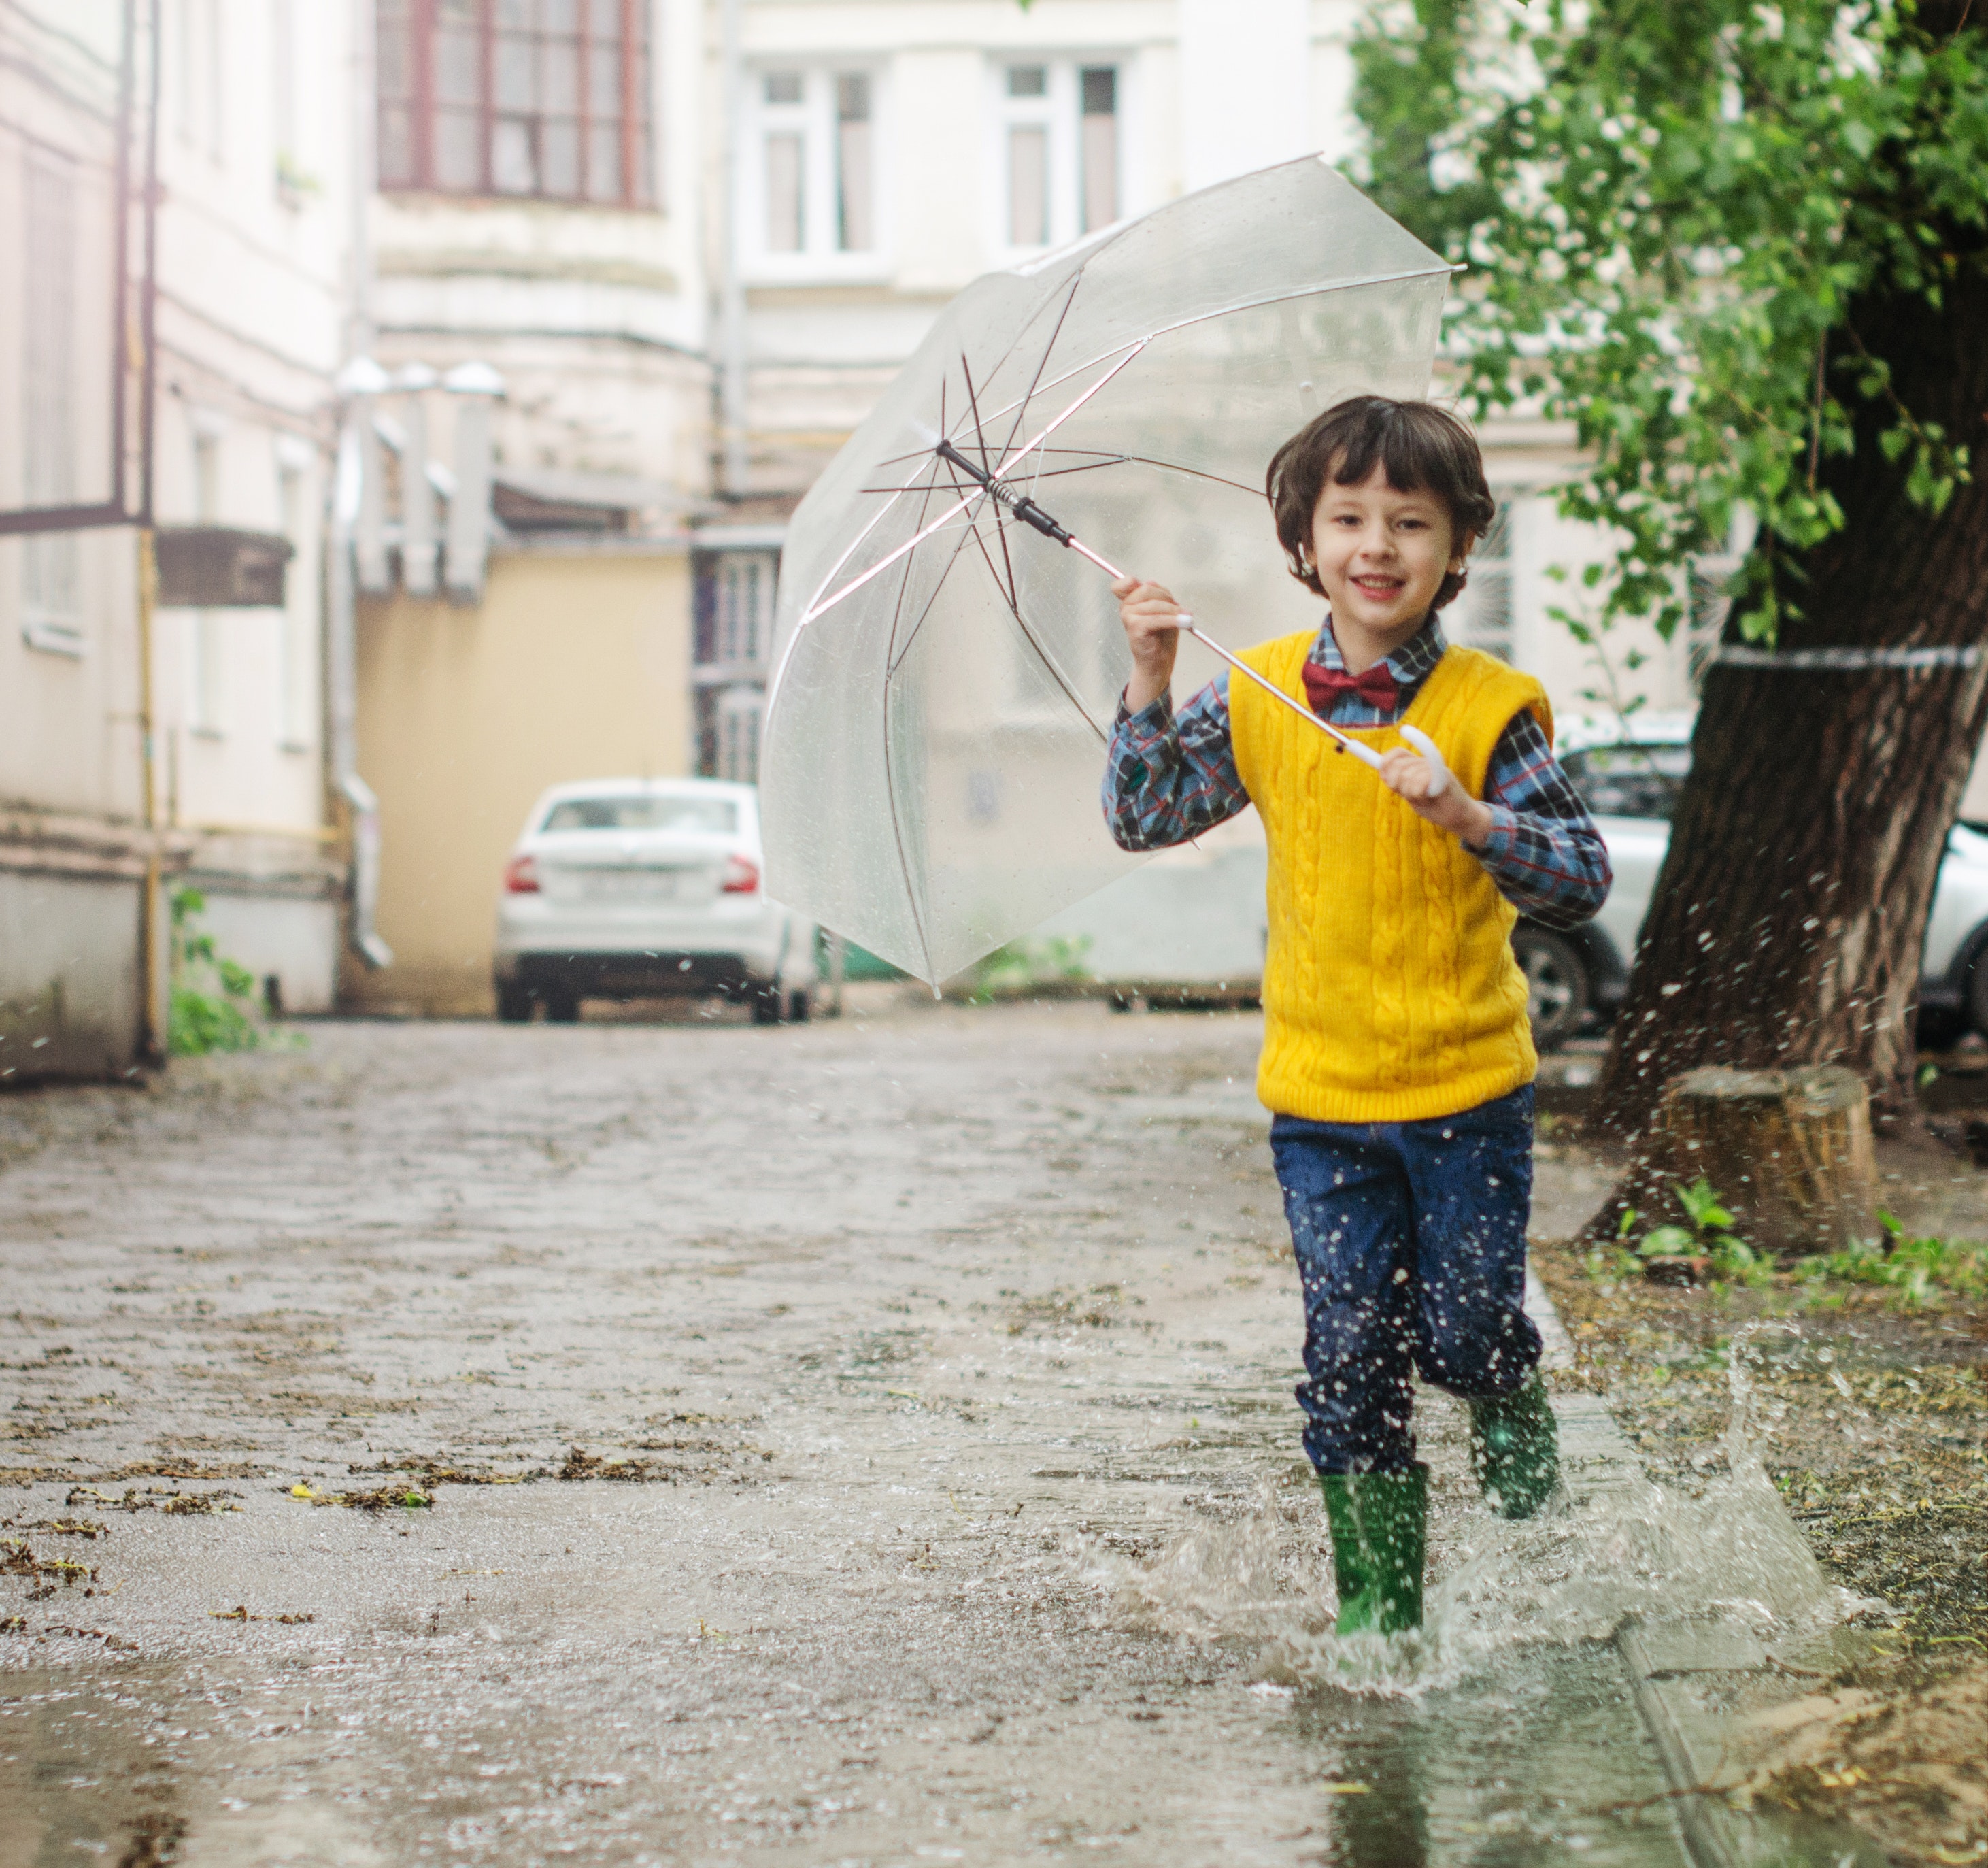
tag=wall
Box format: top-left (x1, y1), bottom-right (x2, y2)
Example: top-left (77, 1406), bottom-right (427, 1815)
top-left (144, 0), bottom-right (353, 1027)
top-left (348, 546), bottom-right (695, 1016)
top-left (0, 3), bottom-right (150, 1076)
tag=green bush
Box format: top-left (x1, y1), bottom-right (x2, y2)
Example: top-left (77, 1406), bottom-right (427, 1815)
top-left (1633, 1178), bottom-right (1772, 1287)
top-left (167, 889), bottom-right (263, 1057)
top-left (1798, 1213), bottom-right (1987, 1309)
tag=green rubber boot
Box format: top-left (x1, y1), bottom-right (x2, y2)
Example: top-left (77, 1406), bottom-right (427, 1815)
top-left (1319, 1465), bottom-right (1427, 1635)
top-left (1468, 1375), bottom-right (1560, 1519)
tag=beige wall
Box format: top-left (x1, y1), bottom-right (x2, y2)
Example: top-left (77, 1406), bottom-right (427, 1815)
top-left (348, 546), bottom-right (694, 1016)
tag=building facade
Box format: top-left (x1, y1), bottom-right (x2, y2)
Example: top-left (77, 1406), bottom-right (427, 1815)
top-left (148, 0), bottom-right (358, 1014)
top-left (2, 0), bottom-right (356, 1082)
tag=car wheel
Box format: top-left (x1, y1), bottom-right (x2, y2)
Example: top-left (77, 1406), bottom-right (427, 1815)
top-left (786, 988), bottom-right (812, 1024)
top-left (495, 984), bottom-right (533, 1024)
top-left (1513, 928), bottom-right (1590, 1052)
top-left (749, 985), bottom-right (784, 1026)
top-left (544, 990), bottom-right (582, 1024)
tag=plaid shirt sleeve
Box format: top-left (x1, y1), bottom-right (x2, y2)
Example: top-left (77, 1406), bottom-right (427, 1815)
top-left (1469, 707), bottom-right (1612, 929)
top-left (1101, 672), bottom-right (1251, 850)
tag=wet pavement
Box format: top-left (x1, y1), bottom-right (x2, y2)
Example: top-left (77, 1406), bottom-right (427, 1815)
top-left (0, 1002), bottom-right (1840, 1865)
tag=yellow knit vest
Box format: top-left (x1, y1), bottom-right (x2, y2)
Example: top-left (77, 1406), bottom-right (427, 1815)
top-left (1230, 631), bottom-right (1551, 1123)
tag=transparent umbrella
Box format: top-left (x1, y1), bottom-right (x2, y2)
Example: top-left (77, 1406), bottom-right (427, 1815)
top-left (760, 156), bottom-right (1453, 986)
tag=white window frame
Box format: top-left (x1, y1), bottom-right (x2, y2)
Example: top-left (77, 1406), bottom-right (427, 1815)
top-left (20, 148), bottom-right (84, 658)
top-left (741, 63), bottom-right (889, 282)
top-left (986, 54), bottom-right (1130, 264)
top-left (715, 683), bottom-right (764, 784)
top-left (715, 552), bottom-right (776, 669)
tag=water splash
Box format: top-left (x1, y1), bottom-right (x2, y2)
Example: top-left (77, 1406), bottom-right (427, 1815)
top-left (1081, 1377), bottom-right (1858, 1698)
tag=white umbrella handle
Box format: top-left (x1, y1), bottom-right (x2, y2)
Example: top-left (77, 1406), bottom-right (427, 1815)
top-left (1398, 724), bottom-right (1450, 799)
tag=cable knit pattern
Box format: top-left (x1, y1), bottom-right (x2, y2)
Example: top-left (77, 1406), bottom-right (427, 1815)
top-left (1231, 631), bottom-right (1547, 1122)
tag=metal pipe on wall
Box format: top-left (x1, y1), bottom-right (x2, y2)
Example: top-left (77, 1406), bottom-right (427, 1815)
top-left (328, 0), bottom-right (392, 973)
top-left (719, 0), bottom-right (749, 498)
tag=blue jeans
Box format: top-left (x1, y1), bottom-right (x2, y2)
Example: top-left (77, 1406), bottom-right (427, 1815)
top-left (1270, 1086), bottom-right (1541, 1476)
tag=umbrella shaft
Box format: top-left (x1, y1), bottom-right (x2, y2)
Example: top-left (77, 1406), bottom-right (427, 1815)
top-left (933, 441), bottom-right (1379, 767)
top-left (1063, 537), bottom-right (1375, 765)
top-left (1181, 625), bottom-right (1384, 769)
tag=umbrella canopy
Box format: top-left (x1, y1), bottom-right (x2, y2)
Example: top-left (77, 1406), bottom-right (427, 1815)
top-left (760, 156), bottom-right (1452, 986)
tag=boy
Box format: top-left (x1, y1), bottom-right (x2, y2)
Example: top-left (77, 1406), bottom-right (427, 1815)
top-left (1105, 396), bottom-right (1611, 1635)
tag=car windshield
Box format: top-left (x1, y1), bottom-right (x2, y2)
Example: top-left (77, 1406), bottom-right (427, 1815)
top-left (541, 795), bottom-right (740, 834)
top-left (1562, 744), bottom-right (1692, 820)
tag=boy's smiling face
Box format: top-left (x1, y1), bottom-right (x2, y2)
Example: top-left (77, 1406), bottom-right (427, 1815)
top-left (1308, 464), bottom-right (1471, 672)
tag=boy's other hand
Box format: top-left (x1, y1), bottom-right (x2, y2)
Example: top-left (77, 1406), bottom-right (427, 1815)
top-left (1379, 747), bottom-right (1496, 848)
top-left (1113, 576), bottom-right (1185, 716)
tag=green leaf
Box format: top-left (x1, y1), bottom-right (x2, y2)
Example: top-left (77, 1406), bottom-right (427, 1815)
top-left (1674, 1177), bottom-right (1734, 1231)
top-left (1637, 1226), bottom-right (1698, 1258)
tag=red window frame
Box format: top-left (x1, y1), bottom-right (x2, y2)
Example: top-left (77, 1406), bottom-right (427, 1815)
top-left (377, 0), bottom-right (653, 207)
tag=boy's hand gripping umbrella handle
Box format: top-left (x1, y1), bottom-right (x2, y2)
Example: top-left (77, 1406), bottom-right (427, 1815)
top-left (934, 440), bottom-right (1388, 771)
top-left (1398, 725), bottom-right (1450, 799)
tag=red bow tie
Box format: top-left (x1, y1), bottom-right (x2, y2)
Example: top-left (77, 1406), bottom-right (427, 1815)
top-left (1302, 659), bottom-right (1400, 715)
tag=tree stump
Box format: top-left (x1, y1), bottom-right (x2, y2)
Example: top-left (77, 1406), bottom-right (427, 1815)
top-left (1656, 1065), bottom-right (1879, 1258)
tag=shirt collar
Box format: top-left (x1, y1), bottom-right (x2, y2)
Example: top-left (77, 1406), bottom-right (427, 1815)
top-left (1312, 612), bottom-right (1449, 684)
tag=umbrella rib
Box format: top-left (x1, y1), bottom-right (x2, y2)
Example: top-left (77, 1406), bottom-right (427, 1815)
top-left (931, 412), bottom-right (1101, 746)
top-left (875, 397), bottom-right (967, 986)
top-left (951, 265), bottom-right (1454, 454)
top-left (860, 452), bottom-right (1262, 499)
top-left (880, 676), bottom-right (937, 988)
top-left (799, 345), bottom-right (1145, 629)
top-left (996, 270), bottom-right (1084, 473)
top-left (959, 352), bottom-right (998, 481)
top-left (936, 444), bottom-right (1021, 620)
top-left (963, 503), bottom-right (1108, 748)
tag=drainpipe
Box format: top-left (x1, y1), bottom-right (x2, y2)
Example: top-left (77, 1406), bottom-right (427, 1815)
top-left (329, 357), bottom-right (393, 971)
top-left (328, 3), bottom-right (392, 972)
top-left (719, 0), bottom-right (749, 497)
top-left (136, 528), bottom-right (165, 1061)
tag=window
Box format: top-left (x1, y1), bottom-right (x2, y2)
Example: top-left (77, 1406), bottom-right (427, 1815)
top-left (716, 686), bottom-right (763, 785)
top-left (693, 547), bottom-right (778, 778)
top-left (747, 67), bottom-right (879, 267)
top-left (994, 59), bottom-right (1122, 253)
top-left (718, 554), bottom-right (772, 665)
top-left (1561, 744), bottom-right (1691, 822)
top-left (176, 0), bottom-right (226, 159)
top-left (272, 0), bottom-right (301, 202)
top-left (21, 152), bottom-right (82, 656)
top-left (1450, 499), bottom-right (1514, 661)
top-left (376, 0), bottom-right (654, 206)
top-left (542, 793), bottom-right (739, 833)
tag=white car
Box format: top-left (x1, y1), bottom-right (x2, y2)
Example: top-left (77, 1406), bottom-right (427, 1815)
top-left (492, 778), bottom-right (816, 1024)
top-left (1515, 712), bottom-right (1988, 1049)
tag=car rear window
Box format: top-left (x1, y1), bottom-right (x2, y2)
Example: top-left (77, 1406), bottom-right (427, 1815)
top-left (1562, 744), bottom-right (1692, 820)
top-left (541, 795), bottom-right (740, 834)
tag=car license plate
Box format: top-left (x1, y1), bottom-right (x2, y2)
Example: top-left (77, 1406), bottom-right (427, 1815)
top-left (577, 868), bottom-right (678, 902)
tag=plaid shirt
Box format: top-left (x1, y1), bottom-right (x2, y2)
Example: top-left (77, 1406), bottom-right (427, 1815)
top-left (1102, 616), bottom-right (1611, 930)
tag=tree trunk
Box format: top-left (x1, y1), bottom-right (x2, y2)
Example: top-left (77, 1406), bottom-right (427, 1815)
top-left (1591, 269), bottom-right (1988, 1143)
top-left (1657, 1066), bottom-right (1878, 1258)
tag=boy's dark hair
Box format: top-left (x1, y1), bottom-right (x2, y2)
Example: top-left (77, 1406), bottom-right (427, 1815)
top-left (1266, 396), bottom-right (1496, 612)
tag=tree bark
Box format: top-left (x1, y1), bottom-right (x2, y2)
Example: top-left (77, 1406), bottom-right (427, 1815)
top-left (1657, 1066), bottom-right (1878, 1258)
top-left (1591, 268), bottom-right (1988, 1141)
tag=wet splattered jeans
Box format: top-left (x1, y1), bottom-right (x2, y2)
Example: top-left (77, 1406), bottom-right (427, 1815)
top-left (1270, 1085), bottom-right (1541, 1477)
